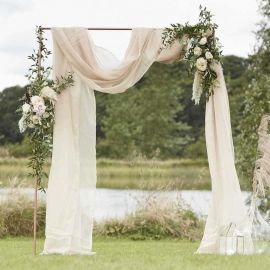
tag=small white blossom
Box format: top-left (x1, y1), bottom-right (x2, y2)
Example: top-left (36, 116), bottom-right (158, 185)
top-left (205, 51), bottom-right (213, 60)
top-left (31, 115), bottom-right (41, 125)
top-left (195, 57), bottom-right (208, 72)
top-left (43, 112), bottom-right (50, 118)
top-left (22, 103), bottom-right (31, 114)
top-left (40, 86), bottom-right (57, 101)
top-left (199, 37), bottom-right (207, 45)
top-left (18, 117), bottom-right (27, 133)
top-left (194, 46), bottom-right (202, 56)
top-left (192, 71), bottom-right (202, 105)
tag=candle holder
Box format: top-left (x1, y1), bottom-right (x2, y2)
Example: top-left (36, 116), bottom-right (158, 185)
top-left (219, 222), bottom-right (245, 255)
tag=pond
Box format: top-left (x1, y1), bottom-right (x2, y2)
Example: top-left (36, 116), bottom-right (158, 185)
top-left (0, 188), bottom-right (250, 221)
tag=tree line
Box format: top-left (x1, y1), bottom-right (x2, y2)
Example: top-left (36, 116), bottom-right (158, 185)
top-left (0, 55), bottom-right (248, 161)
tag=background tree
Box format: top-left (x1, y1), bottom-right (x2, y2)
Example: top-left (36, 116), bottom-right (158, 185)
top-left (0, 86), bottom-right (25, 144)
top-left (97, 62), bottom-right (192, 159)
top-left (237, 0), bottom-right (270, 179)
top-left (0, 55), bottom-right (249, 160)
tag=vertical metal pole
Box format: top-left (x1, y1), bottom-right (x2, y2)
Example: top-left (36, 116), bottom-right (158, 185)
top-left (33, 29), bottom-right (42, 256)
top-left (33, 178), bottom-right (38, 255)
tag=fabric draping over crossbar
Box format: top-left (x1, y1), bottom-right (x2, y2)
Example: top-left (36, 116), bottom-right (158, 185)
top-left (42, 27), bottom-right (252, 255)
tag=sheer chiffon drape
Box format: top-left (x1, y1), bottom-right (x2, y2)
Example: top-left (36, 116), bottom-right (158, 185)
top-left (42, 27), bottom-right (252, 255)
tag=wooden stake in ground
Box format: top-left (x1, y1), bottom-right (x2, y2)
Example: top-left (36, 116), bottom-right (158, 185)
top-left (33, 29), bottom-right (42, 256)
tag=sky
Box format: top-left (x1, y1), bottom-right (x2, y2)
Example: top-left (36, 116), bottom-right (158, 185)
top-left (0, 0), bottom-right (262, 91)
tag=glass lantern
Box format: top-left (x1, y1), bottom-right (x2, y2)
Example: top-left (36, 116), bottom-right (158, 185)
top-left (219, 222), bottom-right (245, 255)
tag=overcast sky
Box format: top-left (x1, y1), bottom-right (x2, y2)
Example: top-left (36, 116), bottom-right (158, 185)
top-left (0, 0), bottom-right (261, 91)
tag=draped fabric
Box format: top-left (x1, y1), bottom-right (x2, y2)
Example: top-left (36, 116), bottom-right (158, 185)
top-left (42, 27), bottom-right (251, 255)
top-left (197, 64), bottom-right (253, 254)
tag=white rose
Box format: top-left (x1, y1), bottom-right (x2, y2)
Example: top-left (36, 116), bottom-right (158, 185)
top-left (40, 86), bottom-right (57, 101)
top-left (196, 57), bottom-right (208, 72)
top-left (31, 95), bottom-right (44, 106)
top-left (205, 51), bottom-right (213, 60)
top-left (18, 117), bottom-right (27, 133)
top-left (22, 103), bottom-right (31, 114)
top-left (193, 46), bottom-right (202, 56)
top-left (199, 37), bottom-right (207, 45)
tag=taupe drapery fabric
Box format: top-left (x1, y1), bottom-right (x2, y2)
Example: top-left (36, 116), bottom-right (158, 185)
top-left (42, 27), bottom-right (251, 255)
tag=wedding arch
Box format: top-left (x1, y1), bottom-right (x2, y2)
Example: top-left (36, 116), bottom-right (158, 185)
top-left (18, 7), bottom-right (254, 255)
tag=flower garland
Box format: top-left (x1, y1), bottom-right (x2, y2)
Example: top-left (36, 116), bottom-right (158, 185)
top-left (162, 6), bottom-right (223, 104)
top-left (18, 26), bottom-right (74, 191)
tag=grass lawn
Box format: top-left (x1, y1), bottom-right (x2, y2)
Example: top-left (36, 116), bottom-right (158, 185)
top-left (0, 158), bottom-right (250, 190)
top-left (1, 237), bottom-right (270, 270)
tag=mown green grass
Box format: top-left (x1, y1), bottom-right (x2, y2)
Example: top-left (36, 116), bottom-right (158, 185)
top-left (0, 158), bottom-right (250, 190)
top-left (0, 237), bottom-right (269, 270)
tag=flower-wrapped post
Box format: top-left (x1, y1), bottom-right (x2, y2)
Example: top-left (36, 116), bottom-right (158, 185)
top-left (162, 6), bottom-right (223, 104)
top-left (17, 26), bottom-right (74, 191)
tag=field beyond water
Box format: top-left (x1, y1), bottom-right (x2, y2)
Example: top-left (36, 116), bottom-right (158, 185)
top-left (0, 158), bottom-right (251, 190)
top-left (1, 238), bottom-right (270, 270)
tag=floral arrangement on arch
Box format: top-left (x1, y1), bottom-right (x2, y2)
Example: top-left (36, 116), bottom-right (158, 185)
top-left (162, 6), bottom-right (223, 104)
top-left (18, 26), bottom-right (73, 191)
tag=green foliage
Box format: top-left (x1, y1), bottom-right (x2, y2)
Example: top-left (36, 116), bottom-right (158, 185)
top-left (184, 134), bottom-right (207, 159)
top-left (0, 191), bottom-right (202, 241)
top-left (0, 192), bottom-right (45, 238)
top-left (4, 137), bottom-right (32, 158)
top-left (0, 86), bottom-right (25, 145)
top-left (97, 63), bottom-right (192, 159)
top-left (0, 54), bottom-right (249, 162)
top-left (236, 0), bottom-right (270, 179)
top-left (95, 207), bottom-right (202, 241)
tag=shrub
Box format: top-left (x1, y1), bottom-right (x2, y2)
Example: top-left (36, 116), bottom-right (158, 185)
top-left (94, 192), bottom-right (203, 241)
top-left (0, 190), bottom-right (45, 237)
top-left (0, 189), bottom-right (203, 240)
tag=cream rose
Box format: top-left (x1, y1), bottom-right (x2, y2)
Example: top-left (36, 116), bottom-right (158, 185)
top-left (199, 37), bottom-right (207, 45)
top-left (205, 51), bottom-right (213, 60)
top-left (31, 95), bottom-right (44, 106)
top-left (194, 46), bottom-right (202, 56)
top-left (196, 57), bottom-right (208, 72)
top-left (40, 86), bottom-right (57, 101)
top-left (22, 103), bottom-right (31, 114)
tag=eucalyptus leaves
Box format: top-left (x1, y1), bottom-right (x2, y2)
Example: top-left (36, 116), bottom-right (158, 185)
top-left (18, 26), bottom-right (74, 190)
top-left (162, 6), bottom-right (223, 104)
